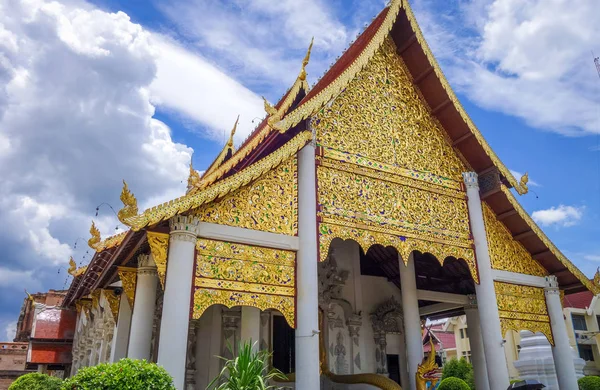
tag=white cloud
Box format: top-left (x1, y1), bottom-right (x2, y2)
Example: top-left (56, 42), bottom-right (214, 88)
top-left (0, 268), bottom-right (42, 291)
top-left (584, 254), bottom-right (600, 262)
top-left (532, 205), bottom-right (584, 227)
top-left (5, 321), bottom-right (17, 341)
top-left (509, 170), bottom-right (540, 187)
top-left (414, 0), bottom-right (600, 135)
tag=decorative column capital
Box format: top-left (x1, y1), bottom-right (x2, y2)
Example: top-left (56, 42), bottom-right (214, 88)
top-left (137, 254), bottom-right (157, 275)
top-left (169, 215), bottom-right (200, 242)
top-left (462, 172), bottom-right (479, 190)
top-left (465, 294), bottom-right (478, 310)
top-left (347, 314), bottom-right (362, 338)
top-left (544, 275), bottom-right (560, 295)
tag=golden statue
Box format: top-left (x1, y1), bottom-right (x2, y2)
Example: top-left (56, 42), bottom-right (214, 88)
top-left (117, 180), bottom-right (138, 226)
top-left (68, 257), bottom-right (77, 275)
top-left (416, 334), bottom-right (442, 390)
top-left (519, 172), bottom-right (529, 194)
top-left (298, 37), bottom-right (314, 81)
top-left (187, 161), bottom-right (202, 190)
top-left (88, 221), bottom-right (101, 249)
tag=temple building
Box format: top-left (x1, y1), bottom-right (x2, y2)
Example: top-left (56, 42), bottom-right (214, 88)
top-left (61, 1), bottom-right (599, 389)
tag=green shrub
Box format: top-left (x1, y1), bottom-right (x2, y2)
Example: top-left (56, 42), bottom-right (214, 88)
top-left (62, 359), bottom-right (174, 390)
top-left (510, 379), bottom-right (522, 384)
top-left (437, 377), bottom-right (471, 390)
top-left (579, 376), bottom-right (600, 390)
top-left (208, 341), bottom-right (284, 390)
top-left (442, 358), bottom-right (473, 386)
top-left (9, 372), bottom-right (63, 390)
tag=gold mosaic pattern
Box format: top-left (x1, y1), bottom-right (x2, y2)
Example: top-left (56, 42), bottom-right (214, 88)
top-left (102, 289), bottom-right (120, 321)
top-left (501, 185), bottom-right (599, 294)
top-left (193, 288), bottom-right (295, 327)
top-left (314, 37), bottom-right (466, 181)
top-left (317, 162), bottom-right (470, 243)
top-left (125, 131), bottom-right (311, 231)
top-left (319, 221), bottom-right (478, 283)
top-left (117, 267), bottom-right (137, 309)
top-left (194, 239), bottom-right (296, 327)
top-left (194, 156), bottom-right (298, 235)
top-left (482, 202), bottom-right (548, 277)
top-left (494, 281), bottom-right (553, 345)
top-left (95, 231), bottom-right (128, 253)
top-left (147, 231), bottom-right (169, 289)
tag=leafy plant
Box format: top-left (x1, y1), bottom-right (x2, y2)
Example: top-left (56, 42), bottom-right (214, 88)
top-left (208, 341), bottom-right (285, 390)
top-left (441, 358), bottom-right (474, 389)
top-left (437, 377), bottom-right (471, 390)
top-left (578, 376), bottom-right (600, 390)
top-left (61, 358), bottom-right (174, 389)
top-left (9, 372), bottom-right (63, 390)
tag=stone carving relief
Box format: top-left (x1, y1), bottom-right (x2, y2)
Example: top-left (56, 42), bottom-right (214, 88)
top-left (371, 297), bottom-right (403, 374)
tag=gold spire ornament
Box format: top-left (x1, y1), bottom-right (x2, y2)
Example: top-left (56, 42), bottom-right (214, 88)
top-left (88, 221), bottom-right (101, 249)
top-left (263, 96), bottom-right (278, 117)
top-left (594, 268), bottom-right (600, 288)
top-left (226, 115), bottom-right (240, 149)
top-left (298, 37), bottom-right (314, 81)
top-left (187, 161), bottom-right (202, 190)
top-left (519, 172), bottom-right (529, 194)
top-left (117, 180), bottom-right (138, 226)
top-left (68, 257), bottom-right (77, 275)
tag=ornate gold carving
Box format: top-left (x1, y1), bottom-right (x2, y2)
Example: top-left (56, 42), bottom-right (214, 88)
top-left (194, 155), bottom-right (298, 235)
top-left (417, 337), bottom-right (441, 390)
top-left (125, 131), bottom-right (311, 231)
top-left (193, 288), bottom-right (294, 327)
top-left (95, 231), bottom-right (128, 253)
top-left (495, 281), bottom-right (553, 345)
top-left (594, 268), bottom-right (600, 288)
top-left (317, 161), bottom-right (470, 243)
top-left (319, 221), bottom-right (478, 283)
top-left (117, 267), bottom-right (137, 309)
top-left (147, 231), bottom-right (169, 289)
top-left (314, 37), bottom-right (467, 181)
top-left (519, 173), bottom-right (529, 194)
top-left (75, 299), bottom-right (92, 316)
top-left (298, 37), bottom-right (313, 82)
top-left (88, 221), bottom-right (101, 249)
top-left (68, 257), bottom-right (87, 277)
top-left (90, 289), bottom-right (101, 310)
top-left (117, 180), bottom-right (138, 226)
top-left (482, 202), bottom-right (547, 277)
top-left (500, 185), bottom-right (598, 294)
top-left (197, 116), bottom-right (240, 187)
top-left (102, 289), bottom-right (120, 321)
top-left (188, 162), bottom-right (202, 190)
top-left (194, 238), bottom-right (296, 327)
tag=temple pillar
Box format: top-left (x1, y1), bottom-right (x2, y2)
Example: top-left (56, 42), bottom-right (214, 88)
top-left (399, 253), bottom-right (423, 390)
top-left (464, 296), bottom-right (490, 390)
top-left (127, 254), bottom-right (158, 360)
top-left (545, 275), bottom-right (578, 390)
top-left (398, 321), bottom-right (410, 390)
top-left (157, 215), bottom-right (200, 390)
top-left (462, 172), bottom-right (510, 390)
top-left (110, 292), bottom-right (132, 362)
top-left (240, 306), bottom-right (261, 352)
top-left (295, 141), bottom-right (320, 390)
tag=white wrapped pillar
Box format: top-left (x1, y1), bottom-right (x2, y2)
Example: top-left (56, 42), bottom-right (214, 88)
top-left (399, 253), bottom-right (423, 390)
top-left (464, 296), bottom-right (490, 390)
top-left (127, 254), bottom-right (158, 360)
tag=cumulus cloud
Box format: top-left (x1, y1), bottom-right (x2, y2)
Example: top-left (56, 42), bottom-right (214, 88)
top-left (532, 205), bottom-right (584, 227)
top-left (413, 0), bottom-right (600, 135)
top-left (584, 254), bottom-right (600, 262)
top-left (4, 321), bottom-right (17, 341)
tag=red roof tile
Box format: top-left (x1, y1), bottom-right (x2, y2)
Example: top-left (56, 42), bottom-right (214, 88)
top-left (564, 291), bottom-right (594, 309)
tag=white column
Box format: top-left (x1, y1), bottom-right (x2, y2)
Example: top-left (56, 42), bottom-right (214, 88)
top-left (157, 216), bottom-right (200, 390)
top-left (545, 276), bottom-right (578, 390)
top-left (398, 323), bottom-right (410, 390)
top-left (127, 254), bottom-right (158, 360)
top-left (296, 142), bottom-right (320, 390)
top-left (463, 172), bottom-right (510, 390)
top-left (110, 293), bottom-right (132, 362)
top-left (464, 296), bottom-right (490, 390)
top-left (399, 253), bottom-right (423, 390)
top-left (241, 306), bottom-right (261, 352)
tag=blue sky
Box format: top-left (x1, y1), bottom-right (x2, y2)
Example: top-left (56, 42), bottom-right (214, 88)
top-left (0, 0), bottom-right (598, 340)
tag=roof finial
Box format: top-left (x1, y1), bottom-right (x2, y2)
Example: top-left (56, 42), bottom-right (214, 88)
top-left (68, 257), bottom-right (77, 275)
top-left (519, 172), bottom-right (529, 194)
top-left (226, 115), bottom-right (240, 148)
top-left (117, 180), bottom-right (138, 226)
top-left (187, 161), bottom-right (201, 190)
top-left (594, 267), bottom-right (600, 288)
top-left (263, 97), bottom-right (277, 117)
top-left (299, 37), bottom-right (314, 81)
top-left (88, 221), bottom-right (101, 249)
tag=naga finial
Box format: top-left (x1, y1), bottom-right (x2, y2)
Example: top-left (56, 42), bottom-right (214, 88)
top-left (88, 221), bottom-right (101, 249)
top-left (24, 289), bottom-right (33, 302)
top-left (117, 180), bottom-right (138, 226)
top-left (263, 96), bottom-right (278, 117)
top-left (68, 257), bottom-right (77, 275)
top-left (187, 161), bottom-right (202, 190)
top-left (519, 172), bottom-right (529, 194)
top-left (594, 267), bottom-right (600, 288)
top-left (299, 37), bottom-right (314, 81)
top-left (416, 329), bottom-right (442, 390)
top-left (226, 115), bottom-right (240, 148)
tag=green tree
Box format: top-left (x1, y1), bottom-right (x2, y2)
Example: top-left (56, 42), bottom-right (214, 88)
top-left (9, 372), bottom-right (63, 390)
top-left (441, 358), bottom-right (474, 390)
top-left (437, 377), bottom-right (471, 390)
top-left (208, 341), bottom-right (285, 390)
top-left (61, 358), bottom-right (174, 390)
top-left (578, 376), bottom-right (600, 390)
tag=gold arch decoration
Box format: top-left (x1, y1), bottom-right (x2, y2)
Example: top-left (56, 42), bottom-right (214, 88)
top-left (75, 299), bottom-right (92, 317)
top-left (193, 238), bottom-right (295, 327)
top-left (193, 155), bottom-right (297, 235)
top-left (147, 231), bottom-right (169, 289)
top-left (90, 289), bottom-right (101, 310)
top-left (319, 221), bottom-right (478, 284)
top-left (482, 202), bottom-right (547, 277)
top-left (495, 281), bottom-right (553, 345)
top-left (102, 289), bottom-right (120, 322)
top-left (117, 267), bottom-right (137, 309)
